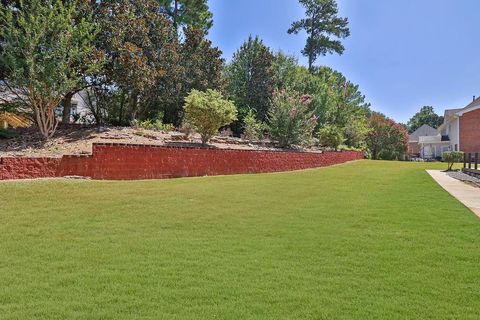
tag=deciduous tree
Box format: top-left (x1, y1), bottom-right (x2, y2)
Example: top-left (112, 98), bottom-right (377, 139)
top-left (407, 106), bottom-right (444, 133)
top-left (366, 112), bottom-right (409, 160)
top-left (96, 0), bottom-right (181, 124)
top-left (225, 36), bottom-right (275, 125)
top-left (0, 0), bottom-right (101, 139)
top-left (145, 27), bottom-right (224, 125)
top-left (159, 0), bottom-right (213, 33)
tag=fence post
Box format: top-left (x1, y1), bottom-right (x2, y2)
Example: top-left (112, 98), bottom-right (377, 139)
top-left (469, 153), bottom-right (472, 169)
top-left (464, 153), bottom-right (467, 169)
top-left (476, 153), bottom-right (479, 171)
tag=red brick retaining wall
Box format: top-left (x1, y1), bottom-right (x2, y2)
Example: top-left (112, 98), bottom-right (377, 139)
top-left (0, 143), bottom-right (363, 180)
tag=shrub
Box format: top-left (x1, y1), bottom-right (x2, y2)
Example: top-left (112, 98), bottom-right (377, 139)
top-left (443, 151), bottom-right (464, 171)
top-left (135, 112), bottom-right (175, 132)
top-left (317, 124), bottom-right (345, 149)
top-left (243, 109), bottom-right (265, 141)
top-left (184, 89), bottom-right (237, 145)
top-left (267, 89), bottom-right (317, 148)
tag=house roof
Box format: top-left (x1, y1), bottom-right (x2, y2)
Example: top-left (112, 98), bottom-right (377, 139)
top-left (444, 108), bottom-right (462, 119)
top-left (409, 124), bottom-right (438, 142)
top-left (456, 97), bottom-right (480, 116)
top-left (437, 97), bottom-right (480, 129)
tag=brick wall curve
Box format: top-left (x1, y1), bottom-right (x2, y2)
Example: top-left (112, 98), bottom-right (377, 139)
top-left (1, 143), bottom-right (363, 180)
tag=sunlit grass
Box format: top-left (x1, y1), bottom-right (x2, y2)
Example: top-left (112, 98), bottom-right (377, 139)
top-left (0, 160), bottom-right (478, 319)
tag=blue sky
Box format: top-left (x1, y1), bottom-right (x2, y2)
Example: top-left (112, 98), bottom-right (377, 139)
top-left (208, 0), bottom-right (480, 123)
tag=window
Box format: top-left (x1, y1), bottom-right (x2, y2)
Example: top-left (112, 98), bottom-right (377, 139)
top-left (70, 102), bottom-right (78, 116)
top-left (455, 144), bottom-right (458, 151)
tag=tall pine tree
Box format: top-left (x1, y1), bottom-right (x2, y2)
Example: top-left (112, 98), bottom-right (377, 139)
top-left (159, 0), bottom-right (213, 33)
top-left (288, 0), bottom-right (350, 71)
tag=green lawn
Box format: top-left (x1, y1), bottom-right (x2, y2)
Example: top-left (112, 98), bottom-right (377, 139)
top-left (1, 160), bottom-right (479, 319)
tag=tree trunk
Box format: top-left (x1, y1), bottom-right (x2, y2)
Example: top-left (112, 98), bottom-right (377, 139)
top-left (61, 92), bottom-right (74, 123)
top-left (201, 135), bottom-right (209, 146)
top-left (35, 104), bottom-right (58, 140)
top-left (308, 11), bottom-right (316, 73)
top-left (128, 91), bottom-right (139, 122)
top-left (173, 0), bottom-right (179, 31)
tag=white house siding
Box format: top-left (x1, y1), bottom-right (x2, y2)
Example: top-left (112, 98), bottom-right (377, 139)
top-left (71, 91), bottom-right (91, 118)
top-left (446, 117), bottom-right (460, 151)
top-left (420, 143), bottom-right (450, 158)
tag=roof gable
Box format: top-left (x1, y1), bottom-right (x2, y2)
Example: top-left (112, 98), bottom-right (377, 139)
top-left (409, 124), bottom-right (438, 142)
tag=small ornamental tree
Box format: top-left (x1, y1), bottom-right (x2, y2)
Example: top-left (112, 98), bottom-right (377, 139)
top-left (268, 90), bottom-right (318, 148)
top-left (0, 0), bottom-right (100, 139)
top-left (184, 89), bottom-right (237, 145)
top-left (366, 112), bottom-right (409, 160)
top-left (443, 151), bottom-right (464, 171)
top-left (317, 124), bottom-right (344, 149)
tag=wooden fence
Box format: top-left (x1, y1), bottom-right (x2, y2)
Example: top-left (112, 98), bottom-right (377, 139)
top-left (463, 153), bottom-right (480, 177)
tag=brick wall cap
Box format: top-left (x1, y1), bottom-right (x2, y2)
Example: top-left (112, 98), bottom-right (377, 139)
top-left (91, 142), bottom-right (355, 155)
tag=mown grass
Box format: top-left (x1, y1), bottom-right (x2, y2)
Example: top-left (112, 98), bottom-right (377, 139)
top-left (0, 160), bottom-right (479, 319)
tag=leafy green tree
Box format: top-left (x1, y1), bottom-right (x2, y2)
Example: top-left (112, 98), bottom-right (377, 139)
top-left (181, 28), bottom-right (224, 92)
top-left (225, 36), bottom-right (275, 125)
top-left (184, 89), bottom-right (237, 145)
top-left (366, 112), bottom-right (409, 160)
top-left (96, 0), bottom-right (181, 124)
top-left (407, 106), bottom-right (444, 133)
top-left (317, 124), bottom-right (344, 148)
top-left (344, 117), bottom-right (371, 149)
top-left (242, 109), bottom-right (265, 141)
top-left (273, 57), bottom-right (370, 148)
top-left (93, 2), bottom-right (221, 127)
top-left (288, 0), bottom-right (350, 71)
top-left (159, 0), bottom-right (213, 32)
top-left (157, 27), bottom-right (224, 125)
top-left (61, 1), bottom-right (104, 124)
top-left (319, 68), bottom-right (371, 149)
top-left (0, 0), bottom-right (100, 139)
top-left (272, 52), bottom-right (299, 90)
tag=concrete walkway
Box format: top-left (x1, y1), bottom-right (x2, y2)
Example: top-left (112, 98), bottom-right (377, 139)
top-left (427, 170), bottom-right (480, 218)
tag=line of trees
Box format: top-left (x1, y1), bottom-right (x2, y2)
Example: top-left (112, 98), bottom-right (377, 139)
top-left (0, 0), bottom-right (408, 159)
top-left (0, 0), bottom-right (220, 137)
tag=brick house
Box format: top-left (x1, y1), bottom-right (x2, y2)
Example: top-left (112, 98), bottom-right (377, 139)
top-left (411, 98), bottom-right (480, 159)
top-left (439, 98), bottom-right (480, 153)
